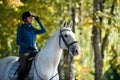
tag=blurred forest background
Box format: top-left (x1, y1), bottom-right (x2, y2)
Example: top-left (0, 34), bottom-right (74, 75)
top-left (0, 0), bottom-right (120, 80)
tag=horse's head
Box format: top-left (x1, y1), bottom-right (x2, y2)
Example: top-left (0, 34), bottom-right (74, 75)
top-left (59, 21), bottom-right (81, 56)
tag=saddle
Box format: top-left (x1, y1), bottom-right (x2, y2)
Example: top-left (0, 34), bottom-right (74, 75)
top-left (8, 61), bottom-right (20, 79)
top-left (8, 59), bottom-right (34, 80)
top-left (8, 51), bottom-right (38, 80)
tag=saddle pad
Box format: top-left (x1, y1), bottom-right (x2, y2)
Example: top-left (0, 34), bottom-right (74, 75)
top-left (8, 61), bottom-right (20, 79)
top-left (8, 61), bottom-right (34, 80)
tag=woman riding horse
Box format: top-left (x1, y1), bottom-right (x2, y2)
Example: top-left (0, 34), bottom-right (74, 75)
top-left (0, 21), bottom-right (80, 80)
top-left (16, 11), bottom-right (46, 80)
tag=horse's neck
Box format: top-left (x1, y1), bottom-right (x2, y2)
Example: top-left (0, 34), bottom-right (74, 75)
top-left (36, 30), bottom-right (63, 67)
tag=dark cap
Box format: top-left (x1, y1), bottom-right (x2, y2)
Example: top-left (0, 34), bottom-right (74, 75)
top-left (22, 11), bottom-right (34, 21)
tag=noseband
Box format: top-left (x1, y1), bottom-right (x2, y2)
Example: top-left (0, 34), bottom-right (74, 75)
top-left (59, 29), bottom-right (78, 49)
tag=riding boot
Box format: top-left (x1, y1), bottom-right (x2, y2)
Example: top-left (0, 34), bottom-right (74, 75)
top-left (18, 67), bottom-right (29, 80)
top-left (17, 68), bottom-right (25, 80)
top-left (18, 53), bottom-right (29, 80)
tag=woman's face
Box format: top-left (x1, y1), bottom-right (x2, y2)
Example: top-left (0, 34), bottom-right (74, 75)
top-left (26, 16), bottom-right (33, 24)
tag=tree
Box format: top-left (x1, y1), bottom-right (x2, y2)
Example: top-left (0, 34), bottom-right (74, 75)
top-left (92, 0), bottom-right (119, 80)
top-left (92, 0), bottom-right (103, 80)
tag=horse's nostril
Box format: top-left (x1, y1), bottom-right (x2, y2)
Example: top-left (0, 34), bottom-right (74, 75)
top-left (75, 47), bottom-right (81, 55)
top-left (76, 49), bottom-right (78, 54)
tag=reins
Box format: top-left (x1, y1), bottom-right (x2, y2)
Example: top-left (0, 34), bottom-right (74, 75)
top-left (33, 54), bottom-right (44, 80)
top-left (33, 53), bottom-right (68, 80)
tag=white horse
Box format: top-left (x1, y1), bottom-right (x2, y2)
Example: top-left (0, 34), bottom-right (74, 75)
top-left (0, 21), bottom-right (80, 80)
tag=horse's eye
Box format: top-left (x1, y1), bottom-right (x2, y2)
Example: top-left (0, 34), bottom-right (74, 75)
top-left (64, 34), bottom-right (68, 37)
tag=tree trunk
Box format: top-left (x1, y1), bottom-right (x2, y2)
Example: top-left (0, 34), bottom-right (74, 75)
top-left (91, 27), bottom-right (103, 80)
top-left (58, 55), bottom-right (65, 80)
top-left (68, 54), bottom-right (75, 80)
top-left (92, 0), bottom-right (103, 80)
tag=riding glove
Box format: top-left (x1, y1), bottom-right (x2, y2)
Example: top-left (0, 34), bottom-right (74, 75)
top-left (35, 16), bottom-right (40, 22)
top-left (28, 46), bottom-right (36, 50)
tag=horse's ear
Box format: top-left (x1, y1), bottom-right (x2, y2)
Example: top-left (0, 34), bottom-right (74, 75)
top-left (61, 21), bottom-right (67, 28)
top-left (68, 21), bottom-right (73, 28)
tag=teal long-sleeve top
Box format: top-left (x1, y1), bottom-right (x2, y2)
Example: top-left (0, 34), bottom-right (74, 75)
top-left (16, 21), bottom-right (46, 53)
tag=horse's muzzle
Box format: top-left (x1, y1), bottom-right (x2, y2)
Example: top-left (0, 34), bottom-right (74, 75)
top-left (70, 45), bottom-right (81, 56)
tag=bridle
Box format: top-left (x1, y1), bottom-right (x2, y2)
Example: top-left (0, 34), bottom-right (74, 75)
top-left (34, 29), bottom-right (78, 80)
top-left (59, 29), bottom-right (78, 50)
